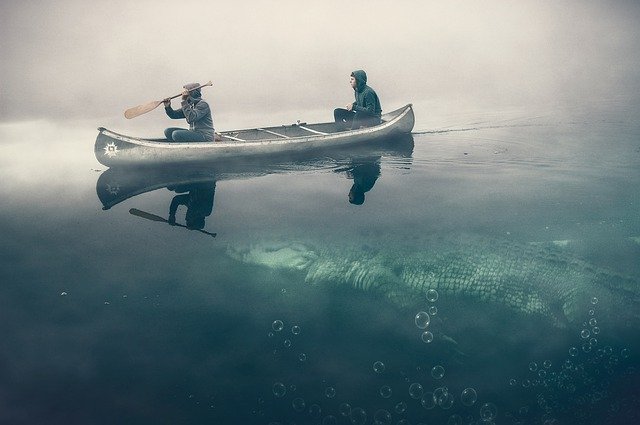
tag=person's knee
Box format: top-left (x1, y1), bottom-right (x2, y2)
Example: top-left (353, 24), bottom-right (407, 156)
top-left (164, 128), bottom-right (175, 140)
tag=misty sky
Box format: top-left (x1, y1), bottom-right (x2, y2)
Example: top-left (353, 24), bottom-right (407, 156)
top-left (1, 0), bottom-right (639, 130)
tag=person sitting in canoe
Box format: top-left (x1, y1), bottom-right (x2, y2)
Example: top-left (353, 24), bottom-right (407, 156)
top-left (163, 83), bottom-right (215, 142)
top-left (334, 70), bottom-right (382, 131)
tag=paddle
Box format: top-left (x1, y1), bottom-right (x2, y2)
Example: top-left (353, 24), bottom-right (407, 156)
top-left (124, 81), bottom-right (213, 119)
top-left (129, 208), bottom-right (217, 237)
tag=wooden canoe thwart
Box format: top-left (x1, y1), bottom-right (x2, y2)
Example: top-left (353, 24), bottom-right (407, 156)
top-left (95, 104), bottom-right (415, 167)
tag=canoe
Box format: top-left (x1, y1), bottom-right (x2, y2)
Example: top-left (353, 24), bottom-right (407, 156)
top-left (96, 134), bottom-right (414, 210)
top-left (95, 104), bottom-right (415, 167)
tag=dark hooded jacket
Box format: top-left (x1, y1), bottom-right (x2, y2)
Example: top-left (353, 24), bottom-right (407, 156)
top-left (351, 70), bottom-right (382, 118)
top-left (165, 83), bottom-right (215, 141)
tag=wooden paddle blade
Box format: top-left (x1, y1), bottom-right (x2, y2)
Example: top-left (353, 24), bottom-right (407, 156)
top-left (124, 100), bottom-right (163, 119)
top-left (129, 208), bottom-right (167, 222)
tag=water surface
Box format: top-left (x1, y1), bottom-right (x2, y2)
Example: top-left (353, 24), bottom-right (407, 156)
top-left (1, 105), bottom-right (639, 425)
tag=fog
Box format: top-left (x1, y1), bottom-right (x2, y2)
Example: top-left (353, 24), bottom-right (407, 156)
top-left (2, 0), bottom-right (640, 132)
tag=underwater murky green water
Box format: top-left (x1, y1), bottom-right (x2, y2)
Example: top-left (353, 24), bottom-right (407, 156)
top-left (0, 106), bottom-right (639, 424)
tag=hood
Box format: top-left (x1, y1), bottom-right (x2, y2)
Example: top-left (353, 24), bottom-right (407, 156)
top-left (183, 82), bottom-right (202, 99)
top-left (351, 70), bottom-right (367, 91)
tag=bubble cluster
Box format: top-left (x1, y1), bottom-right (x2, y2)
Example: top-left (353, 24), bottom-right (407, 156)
top-left (434, 387), bottom-right (454, 409)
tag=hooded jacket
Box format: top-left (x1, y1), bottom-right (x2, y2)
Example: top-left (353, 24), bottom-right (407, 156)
top-left (165, 83), bottom-right (215, 141)
top-left (351, 70), bottom-right (382, 117)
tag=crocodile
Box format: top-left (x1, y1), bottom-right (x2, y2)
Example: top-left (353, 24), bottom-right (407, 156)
top-left (228, 236), bottom-right (640, 329)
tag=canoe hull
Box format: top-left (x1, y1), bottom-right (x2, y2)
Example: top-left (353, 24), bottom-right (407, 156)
top-left (95, 104), bottom-right (415, 167)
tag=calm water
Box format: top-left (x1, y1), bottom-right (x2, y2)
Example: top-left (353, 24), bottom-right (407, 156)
top-left (1, 105), bottom-right (639, 425)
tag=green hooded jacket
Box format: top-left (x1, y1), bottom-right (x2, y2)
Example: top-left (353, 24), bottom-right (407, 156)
top-left (351, 70), bottom-right (382, 117)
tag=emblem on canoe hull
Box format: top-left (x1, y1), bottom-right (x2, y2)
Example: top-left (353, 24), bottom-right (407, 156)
top-left (104, 142), bottom-right (119, 157)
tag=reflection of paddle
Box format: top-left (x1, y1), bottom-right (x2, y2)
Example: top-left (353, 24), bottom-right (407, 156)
top-left (124, 81), bottom-right (213, 119)
top-left (129, 208), bottom-right (217, 237)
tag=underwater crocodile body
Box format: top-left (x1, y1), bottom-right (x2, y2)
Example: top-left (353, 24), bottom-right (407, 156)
top-left (229, 237), bottom-right (639, 329)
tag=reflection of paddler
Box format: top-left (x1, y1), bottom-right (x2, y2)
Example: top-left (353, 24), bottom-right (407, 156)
top-left (167, 182), bottom-right (216, 230)
top-left (346, 161), bottom-right (381, 205)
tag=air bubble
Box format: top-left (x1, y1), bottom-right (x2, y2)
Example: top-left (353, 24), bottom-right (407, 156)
top-left (379, 385), bottom-right (392, 398)
top-left (349, 407), bottom-right (367, 425)
top-left (291, 325), bottom-right (301, 335)
top-left (421, 392), bottom-right (436, 409)
top-left (325, 387), bottom-right (336, 398)
top-left (409, 383), bottom-right (424, 399)
top-left (373, 361), bottom-right (385, 373)
top-left (461, 388), bottom-right (477, 406)
top-left (415, 311), bottom-right (430, 329)
top-left (421, 331), bottom-right (434, 343)
top-left (428, 306), bottom-right (438, 316)
top-left (272, 382), bottom-right (286, 398)
top-left (322, 415), bottom-right (337, 425)
top-left (431, 365), bottom-right (445, 380)
top-left (309, 404), bottom-right (322, 417)
top-left (373, 409), bottom-right (391, 425)
top-left (529, 362), bottom-right (538, 372)
top-left (479, 403), bottom-right (498, 420)
top-left (339, 403), bottom-right (351, 417)
top-left (395, 401), bottom-right (407, 414)
top-left (292, 397), bottom-right (306, 412)
top-left (426, 289), bottom-right (439, 302)
top-left (272, 320), bottom-right (284, 332)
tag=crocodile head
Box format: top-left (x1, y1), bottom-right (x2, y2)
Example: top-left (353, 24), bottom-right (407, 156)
top-left (227, 241), bottom-right (318, 271)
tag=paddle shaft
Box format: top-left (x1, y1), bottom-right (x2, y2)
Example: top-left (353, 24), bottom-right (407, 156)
top-left (124, 81), bottom-right (213, 119)
top-left (129, 208), bottom-right (217, 237)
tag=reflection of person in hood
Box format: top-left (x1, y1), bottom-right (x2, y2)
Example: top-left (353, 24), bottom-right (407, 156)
top-left (163, 83), bottom-right (215, 142)
top-left (167, 182), bottom-right (216, 230)
top-left (334, 70), bottom-right (382, 131)
top-left (347, 160), bottom-right (381, 205)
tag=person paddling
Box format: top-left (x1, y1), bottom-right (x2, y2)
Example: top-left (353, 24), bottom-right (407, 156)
top-left (163, 83), bottom-right (215, 142)
top-left (334, 70), bottom-right (382, 130)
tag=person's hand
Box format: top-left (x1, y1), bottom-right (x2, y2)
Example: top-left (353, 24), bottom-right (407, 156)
top-left (346, 103), bottom-right (353, 111)
top-left (163, 98), bottom-right (171, 107)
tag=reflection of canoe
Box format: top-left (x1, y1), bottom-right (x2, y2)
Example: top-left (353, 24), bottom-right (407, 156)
top-left (96, 134), bottom-right (414, 210)
top-left (95, 104), bottom-right (414, 166)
